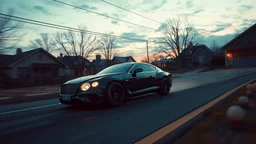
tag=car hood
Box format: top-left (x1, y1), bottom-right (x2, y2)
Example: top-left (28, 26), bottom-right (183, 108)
top-left (64, 73), bottom-right (123, 84)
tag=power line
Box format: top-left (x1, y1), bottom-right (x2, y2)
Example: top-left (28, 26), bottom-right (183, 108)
top-left (53, 0), bottom-right (157, 31)
top-left (101, 0), bottom-right (163, 24)
top-left (0, 13), bottom-right (147, 42)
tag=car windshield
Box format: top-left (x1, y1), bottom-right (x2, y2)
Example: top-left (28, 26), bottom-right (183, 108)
top-left (97, 63), bottom-right (134, 74)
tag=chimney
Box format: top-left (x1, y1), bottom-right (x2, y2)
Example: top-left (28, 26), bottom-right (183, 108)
top-left (96, 54), bottom-right (101, 61)
top-left (60, 53), bottom-right (63, 58)
top-left (188, 42), bottom-right (193, 48)
top-left (16, 48), bottom-right (22, 55)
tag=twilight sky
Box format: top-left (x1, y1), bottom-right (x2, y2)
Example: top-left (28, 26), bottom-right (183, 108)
top-left (0, 0), bottom-right (256, 61)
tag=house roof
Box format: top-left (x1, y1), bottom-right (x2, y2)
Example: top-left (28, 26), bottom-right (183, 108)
top-left (221, 23), bottom-right (256, 51)
top-left (0, 48), bottom-right (65, 68)
top-left (182, 44), bottom-right (213, 57)
top-left (91, 59), bottom-right (110, 66)
top-left (58, 56), bottom-right (92, 68)
top-left (112, 56), bottom-right (136, 63)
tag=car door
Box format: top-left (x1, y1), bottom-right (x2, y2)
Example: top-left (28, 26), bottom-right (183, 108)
top-left (144, 64), bottom-right (157, 88)
top-left (127, 64), bottom-right (147, 94)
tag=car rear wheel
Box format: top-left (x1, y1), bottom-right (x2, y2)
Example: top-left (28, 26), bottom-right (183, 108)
top-left (106, 82), bottom-right (125, 106)
top-left (158, 77), bottom-right (171, 96)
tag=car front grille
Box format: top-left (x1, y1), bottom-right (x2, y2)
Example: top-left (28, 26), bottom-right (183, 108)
top-left (60, 84), bottom-right (78, 94)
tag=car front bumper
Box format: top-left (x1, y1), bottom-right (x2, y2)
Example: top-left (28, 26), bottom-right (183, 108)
top-left (59, 89), bottom-right (106, 105)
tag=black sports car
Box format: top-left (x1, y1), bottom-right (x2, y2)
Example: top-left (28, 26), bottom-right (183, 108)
top-left (59, 62), bottom-right (172, 106)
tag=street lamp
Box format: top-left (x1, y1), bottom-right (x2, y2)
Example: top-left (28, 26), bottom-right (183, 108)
top-left (146, 40), bottom-right (156, 63)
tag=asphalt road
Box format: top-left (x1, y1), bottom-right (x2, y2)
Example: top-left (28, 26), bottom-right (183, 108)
top-left (0, 68), bottom-right (256, 144)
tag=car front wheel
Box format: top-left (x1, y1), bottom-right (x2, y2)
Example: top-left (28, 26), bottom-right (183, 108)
top-left (158, 77), bottom-right (171, 96)
top-left (106, 82), bottom-right (126, 106)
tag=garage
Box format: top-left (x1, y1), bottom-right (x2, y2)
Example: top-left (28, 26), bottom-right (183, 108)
top-left (221, 23), bottom-right (256, 68)
top-left (233, 56), bottom-right (256, 68)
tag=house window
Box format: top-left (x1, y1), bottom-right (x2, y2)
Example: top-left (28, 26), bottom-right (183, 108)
top-left (18, 67), bottom-right (30, 78)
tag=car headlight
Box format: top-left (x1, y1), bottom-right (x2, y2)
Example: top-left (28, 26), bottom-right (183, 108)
top-left (92, 81), bottom-right (99, 87)
top-left (80, 83), bottom-right (90, 91)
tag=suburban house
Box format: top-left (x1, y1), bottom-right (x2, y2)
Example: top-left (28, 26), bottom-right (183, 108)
top-left (152, 58), bottom-right (173, 69)
top-left (91, 55), bottom-right (111, 73)
top-left (182, 44), bottom-right (213, 67)
top-left (0, 48), bottom-right (66, 87)
top-left (58, 54), bottom-right (93, 76)
top-left (221, 23), bottom-right (256, 68)
top-left (111, 56), bottom-right (136, 65)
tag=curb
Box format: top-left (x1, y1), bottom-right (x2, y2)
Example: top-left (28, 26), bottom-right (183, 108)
top-left (155, 79), bottom-right (256, 144)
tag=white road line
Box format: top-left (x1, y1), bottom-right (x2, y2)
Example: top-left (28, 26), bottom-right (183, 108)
top-left (25, 93), bottom-right (53, 96)
top-left (82, 116), bottom-right (96, 121)
top-left (0, 97), bottom-right (12, 100)
top-left (0, 103), bottom-right (61, 115)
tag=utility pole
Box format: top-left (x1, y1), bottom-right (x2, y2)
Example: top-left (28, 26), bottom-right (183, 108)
top-left (146, 40), bottom-right (156, 63)
top-left (146, 41), bottom-right (149, 63)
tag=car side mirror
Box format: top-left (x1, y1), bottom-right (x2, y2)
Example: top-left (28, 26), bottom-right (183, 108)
top-left (132, 68), bottom-right (143, 77)
top-left (135, 68), bottom-right (143, 73)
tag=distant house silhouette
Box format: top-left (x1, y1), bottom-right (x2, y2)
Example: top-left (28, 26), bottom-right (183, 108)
top-left (221, 23), bottom-right (256, 68)
top-left (180, 44), bottom-right (213, 67)
top-left (111, 56), bottom-right (136, 65)
top-left (91, 55), bottom-right (111, 73)
top-left (58, 55), bottom-right (93, 76)
top-left (0, 48), bottom-right (66, 88)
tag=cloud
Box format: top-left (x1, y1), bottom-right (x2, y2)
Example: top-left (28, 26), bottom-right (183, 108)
top-left (33, 6), bottom-right (57, 16)
top-left (78, 4), bottom-right (97, 10)
top-left (186, 0), bottom-right (193, 8)
top-left (150, 0), bottom-right (167, 11)
top-left (236, 19), bottom-right (256, 32)
top-left (239, 5), bottom-right (253, 12)
top-left (156, 23), bottom-right (167, 32)
top-left (176, 1), bottom-right (181, 5)
top-left (111, 20), bottom-right (119, 25)
top-left (112, 13), bottom-right (119, 18)
top-left (203, 34), bottom-right (235, 47)
top-left (40, 0), bottom-right (64, 7)
top-left (118, 32), bottom-right (146, 43)
top-left (211, 23), bottom-right (232, 33)
top-left (192, 9), bottom-right (204, 14)
top-left (236, 0), bottom-right (241, 3)
top-left (211, 24), bottom-right (232, 33)
top-left (225, 7), bottom-right (231, 11)
top-left (180, 8), bottom-right (204, 16)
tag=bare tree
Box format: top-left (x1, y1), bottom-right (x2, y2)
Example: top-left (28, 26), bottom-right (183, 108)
top-left (0, 8), bottom-right (24, 54)
top-left (210, 40), bottom-right (224, 56)
top-left (159, 17), bottom-right (201, 68)
top-left (98, 34), bottom-right (118, 60)
top-left (152, 53), bottom-right (164, 63)
top-left (54, 26), bottom-right (99, 76)
top-left (55, 26), bottom-right (98, 58)
top-left (30, 33), bottom-right (56, 53)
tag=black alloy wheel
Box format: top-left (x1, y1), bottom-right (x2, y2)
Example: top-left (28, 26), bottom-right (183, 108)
top-left (158, 77), bottom-right (171, 96)
top-left (106, 82), bottom-right (125, 106)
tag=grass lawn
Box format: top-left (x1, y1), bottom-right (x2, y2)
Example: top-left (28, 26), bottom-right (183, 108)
top-left (169, 81), bottom-right (256, 144)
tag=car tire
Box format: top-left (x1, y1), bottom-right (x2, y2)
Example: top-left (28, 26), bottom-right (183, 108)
top-left (158, 77), bottom-right (171, 96)
top-left (105, 82), bottom-right (126, 107)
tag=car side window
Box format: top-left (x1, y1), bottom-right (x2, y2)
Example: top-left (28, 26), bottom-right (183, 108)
top-left (148, 65), bottom-right (156, 71)
top-left (130, 64), bottom-right (155, 73)
top-left (130, 64), bottom-right (146, 72)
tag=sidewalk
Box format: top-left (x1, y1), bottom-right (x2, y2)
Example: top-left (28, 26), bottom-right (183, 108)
top-left (0, 85), bottom-right (60, 105)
